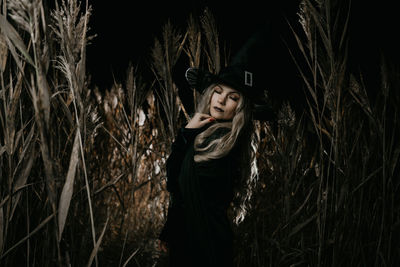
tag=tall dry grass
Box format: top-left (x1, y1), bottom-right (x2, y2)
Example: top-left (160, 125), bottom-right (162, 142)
top-left (233, 1), bottom-right (400, 266)
top-left (0, 0), bottom-right (398, 266)
top-left (0, 0), bottom-right (101, 265)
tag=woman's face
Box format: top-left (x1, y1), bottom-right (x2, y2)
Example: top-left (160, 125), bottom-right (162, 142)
top-left (209, 84), bottom-right (241, 121)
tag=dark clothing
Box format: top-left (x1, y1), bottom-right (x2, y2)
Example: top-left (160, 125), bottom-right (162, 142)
top-left (159, 125), bottom-right (239, 267)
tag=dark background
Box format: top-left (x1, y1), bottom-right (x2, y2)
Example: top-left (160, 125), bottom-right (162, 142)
top-left (86, 1), bottom-right (302, 91)
top-left (86, 0), bottom-right (400, 104)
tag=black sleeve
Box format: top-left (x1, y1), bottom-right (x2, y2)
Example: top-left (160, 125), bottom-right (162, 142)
top-left (165, 127), bottom-right (203, 194)
top-left (159, 126), bottom-right (202, 242)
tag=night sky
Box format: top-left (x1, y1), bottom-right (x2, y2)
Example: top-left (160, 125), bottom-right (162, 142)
top-left (86, 1), bottom-right (301, 91)
top-left (86, 0), bottom-right (400, 108)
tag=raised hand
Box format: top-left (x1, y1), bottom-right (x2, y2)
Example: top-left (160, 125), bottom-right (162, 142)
top-left (185, 113), bottom-right (215, 129)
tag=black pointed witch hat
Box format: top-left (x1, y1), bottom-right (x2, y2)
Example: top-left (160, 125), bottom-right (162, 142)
top-left (185, 28), bottom-right (275, 121)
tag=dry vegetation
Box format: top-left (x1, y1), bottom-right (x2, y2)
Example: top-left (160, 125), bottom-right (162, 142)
top-left (0, 0), bottom-right (399, 266)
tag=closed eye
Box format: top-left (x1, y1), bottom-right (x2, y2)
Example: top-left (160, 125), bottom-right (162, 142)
top-left (229, 94), bottom-right (239, 101)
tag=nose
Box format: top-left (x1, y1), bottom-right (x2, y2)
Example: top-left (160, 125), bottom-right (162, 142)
top-left (217, 94), bottom-right (226, 105)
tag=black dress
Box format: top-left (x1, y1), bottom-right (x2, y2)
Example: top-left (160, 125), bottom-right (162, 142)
top-left (159, 125), bottom-right (239, 267)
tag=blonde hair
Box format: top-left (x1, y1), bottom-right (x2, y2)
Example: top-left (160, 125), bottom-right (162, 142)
top-left (193, 84), bottom-right (259, 224)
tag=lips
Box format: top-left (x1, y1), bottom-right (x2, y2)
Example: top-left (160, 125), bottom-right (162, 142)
top-left (214, 106), bottom-right (224, 112)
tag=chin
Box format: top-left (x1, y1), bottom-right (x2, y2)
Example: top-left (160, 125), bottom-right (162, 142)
top-left (210, 113), bottom-right (223, 120)
top-left (210, 111), bottom-right (233, 121)
top-left (210, 111), bottom-right (218, 118)
top-left (214, 115), bottom-right (233, 122)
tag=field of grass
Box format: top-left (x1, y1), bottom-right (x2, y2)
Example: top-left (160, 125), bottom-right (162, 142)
top-left (0, 0), bottom-right (399, 266)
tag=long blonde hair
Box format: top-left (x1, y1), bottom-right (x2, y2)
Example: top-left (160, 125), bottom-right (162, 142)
top-left (193, 84), bottom-right (259, 224)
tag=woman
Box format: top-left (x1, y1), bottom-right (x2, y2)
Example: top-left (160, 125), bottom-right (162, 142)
top-left (158, 65), bottom-right (270, 266)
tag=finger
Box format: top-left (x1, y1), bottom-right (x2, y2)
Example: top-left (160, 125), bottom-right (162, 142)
top-left (198, 113), bottom-right (212, 121)
top-left (201, 117), bottom-right (215, 125)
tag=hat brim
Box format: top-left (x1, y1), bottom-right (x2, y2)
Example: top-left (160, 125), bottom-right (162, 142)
top-left (185, 67), bottom-right (214, 94)
top-left (185, 67), bottom-right (249, 95)
top-left (185, 67), bottom-right (275, 121)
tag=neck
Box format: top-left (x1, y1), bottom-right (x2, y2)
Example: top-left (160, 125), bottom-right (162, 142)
top-left (216, 118), bottom-right (232, 123)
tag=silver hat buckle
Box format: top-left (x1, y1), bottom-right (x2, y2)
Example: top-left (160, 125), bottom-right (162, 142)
top-left (244, 71), bottom-right (253, 87)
